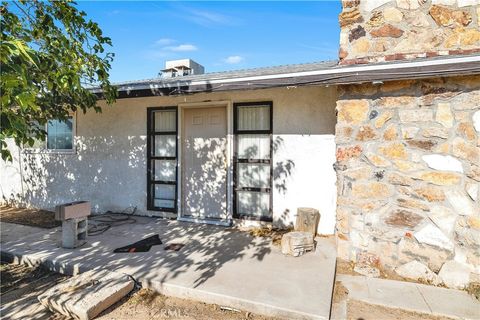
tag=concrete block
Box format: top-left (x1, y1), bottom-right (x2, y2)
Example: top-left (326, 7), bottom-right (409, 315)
top-left (281, 231), bottom-right (314, 257)
top-left (62, 217), bottom-right (88, 249)
top-left (38, 269), bottom-right (134, 320)
top-left (55, 201), bottom-right (91, 221)
top-left (295, 207), bottom-right (320, 236)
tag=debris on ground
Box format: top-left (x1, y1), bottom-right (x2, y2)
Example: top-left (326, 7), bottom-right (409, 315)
top-left (164, 243), bottom-right (185, 251)
top-left (247, 226), bottom-right (292, 246)
top-left (0, 206), bottom-right (60, 229)
top-left (1, 262), bottom-right (69, 320)
top-left (99, 288), bottom-right (276, 320)
top-left (337, 258), bottom-right (407, 282)
top-left (113, 234), bottom-right (162, 253)
top-left (466, 282), bottom-right (480, 301)
top-left (38, 269), bottom-right (135, 320)
top-left (1, 263), bottom-right (278, 320)
top-left (281, 231), bottom-right (315, 257)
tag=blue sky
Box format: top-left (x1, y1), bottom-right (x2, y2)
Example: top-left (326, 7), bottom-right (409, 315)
top-left (77, 1), bottom-right (342, 82)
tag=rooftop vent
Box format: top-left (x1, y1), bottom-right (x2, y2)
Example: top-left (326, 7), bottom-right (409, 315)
top-left (160, 59), bottom-right (205, 78)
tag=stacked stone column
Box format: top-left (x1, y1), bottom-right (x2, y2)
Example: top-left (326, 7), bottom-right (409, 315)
top-left (335, 75), bottom-right (479, 289)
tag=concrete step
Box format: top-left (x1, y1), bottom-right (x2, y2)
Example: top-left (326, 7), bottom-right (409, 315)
top-left (335, 274), bottom-right (480, 320)
top-left (38, 269), bottom-right (135, 320)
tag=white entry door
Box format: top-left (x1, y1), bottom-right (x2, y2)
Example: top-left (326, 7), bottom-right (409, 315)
top-left (182, 107), bottom-right (227, 219)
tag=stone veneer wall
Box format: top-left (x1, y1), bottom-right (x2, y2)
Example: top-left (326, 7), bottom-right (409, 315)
top-left (334, 75), bottom-right (480, 289)
top-left (339, 0), bottom-right (480, 64)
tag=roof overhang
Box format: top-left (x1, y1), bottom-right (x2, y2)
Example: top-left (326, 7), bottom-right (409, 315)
top-left (94, 55), bottom-right (480, 99)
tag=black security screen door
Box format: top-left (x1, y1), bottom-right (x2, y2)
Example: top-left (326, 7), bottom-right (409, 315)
top-left (147, 107), bottom-right (178, 212)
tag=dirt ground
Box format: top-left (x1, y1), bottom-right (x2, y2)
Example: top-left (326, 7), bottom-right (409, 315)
top-left (346, 300), bottom-right (455, 320)
top-left (0, 263), bottom-right (277, 320)
top-left (98, 288), bottom-right (276, 320)
top-left (336, 259), bottom-right (408, 282)
top-left (0, 263), bottom-right (68, 320)
top-left (0, 206), bottom-right (60, 229)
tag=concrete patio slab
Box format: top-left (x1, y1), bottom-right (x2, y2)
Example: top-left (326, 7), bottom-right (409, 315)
top-left (337, 274), bottom-right (480, 320)
top-left (1, 217), bottom-right (337, 320)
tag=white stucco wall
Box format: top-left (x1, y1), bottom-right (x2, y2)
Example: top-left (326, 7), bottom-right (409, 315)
top-left (1, 85), bottom-right (338, 234)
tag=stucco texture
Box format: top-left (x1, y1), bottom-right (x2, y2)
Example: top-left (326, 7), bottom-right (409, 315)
top-left (1, 85), bottom-right (338, 234)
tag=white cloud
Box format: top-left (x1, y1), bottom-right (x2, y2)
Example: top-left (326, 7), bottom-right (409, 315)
top-left (155, 38), bottom-right (175, 46)
top-left (145, 42), bottom-right (198, 61)
top-left (108, 9), bottom-right (120, 16)
top-left (189, 9), bottom-right (230, 25)
top-left (173, 6), bottom-right (241, 27)
top-left (164, 44), bottom-right (198, 52)
top-left (223, 55), bottom-right (244, 64)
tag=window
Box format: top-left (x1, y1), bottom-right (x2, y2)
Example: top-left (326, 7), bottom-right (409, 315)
top-left (233, 102), bottom-right (272, 221)
top-left (147, 107), bottom-right (178, 212)
top-left (47, 119), bottom-right (74, 149)
top-left (28, 117), bottom-right (74, 150)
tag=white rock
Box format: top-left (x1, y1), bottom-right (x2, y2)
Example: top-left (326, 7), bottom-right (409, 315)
top-left (432, 0), bottom-right (456, 5)
top-left (422, 154), bottom-right (463, 173)
top-left (473, 110), bottom-right (480, 133)
top-left (395, 260), bottom-right (441, 285)
top-left (453, 250), bottom-right (480, 274)
top-left (281, 231), bottom-right (314, 257)
top-left (383, 7), bottom-right (403, 23)
top-left (457, 0), bottom-right (479, 7)
top-left (402, 127), bottom-right (420, 139)
top-left (466, 183), bottom-right (479, 201)
top-left (354, 265), bottom-right (381, 278)
top-left (438, 260), bottom-right (474, 289)
top-left (350, 229), bottom-right (370, 248)
top-left (410, 12), bottom-right (430, 27)
top-left (396, 0), bottom-right (420, 9)
top-left (454, 247), bottom-right (468, 264)
top-left (429, 206), bottom-right (457, 236)
top-left (446, 189), bottom-right (477, 216)
top-left (414, 224), bottom-right (454, 252)
top-left (361, 0), bottom-right (392, 12)
top-left (436, 103), bottom-right (454, 128)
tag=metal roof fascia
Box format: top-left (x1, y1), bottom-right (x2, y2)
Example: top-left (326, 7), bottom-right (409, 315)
top-left (111, 55), bottom-right (480, 92)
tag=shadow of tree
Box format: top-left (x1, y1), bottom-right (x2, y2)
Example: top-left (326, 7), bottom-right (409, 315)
top-left (1, 217), bottom-right (273, 291)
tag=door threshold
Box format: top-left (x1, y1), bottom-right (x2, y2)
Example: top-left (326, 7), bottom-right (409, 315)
top-left (177, 216), bottom-right (232, 227)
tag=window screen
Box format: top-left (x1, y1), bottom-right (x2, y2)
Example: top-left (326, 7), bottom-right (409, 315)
top-left (234, 102), bottom-right (272, 221)
top-left (147, 107), bottom-right (178, 212)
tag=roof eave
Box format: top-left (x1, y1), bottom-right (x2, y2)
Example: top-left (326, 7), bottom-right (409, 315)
top-left (94, 55), bottom-right (480, 99)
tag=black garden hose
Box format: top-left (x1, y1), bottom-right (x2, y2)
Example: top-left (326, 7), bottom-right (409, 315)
top-left (87, 206), bottom-right (137, 236)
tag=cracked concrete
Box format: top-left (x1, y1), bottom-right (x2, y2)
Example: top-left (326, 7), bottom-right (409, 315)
top-left (1, 219), bottom-right (337, 320)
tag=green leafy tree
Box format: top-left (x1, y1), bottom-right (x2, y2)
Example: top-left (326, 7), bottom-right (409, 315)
top-left (1, 0), bottom-right (117, 161)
